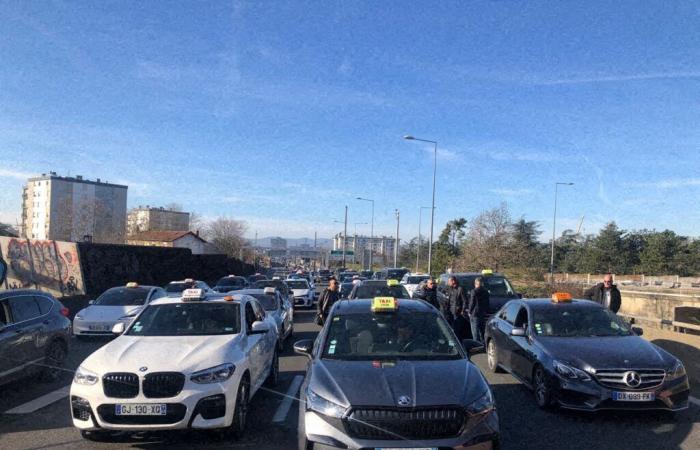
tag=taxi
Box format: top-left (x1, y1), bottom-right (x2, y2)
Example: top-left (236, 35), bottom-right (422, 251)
top-left (484, 292), bottom-right (690, 411)
top-left (348, 278), bottom-right (411, 299)
top-left (70, 289), bottom-right (279, 440)
top-left (294, 296), bottom-right (500, 450)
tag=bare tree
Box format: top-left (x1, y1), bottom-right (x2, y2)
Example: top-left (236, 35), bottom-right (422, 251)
top-left (189, 211), bottom-right (204, 233)
top-left (202, 217), bottom-right (248, 258)
top-left (458, 203), bottom-right (511, 270)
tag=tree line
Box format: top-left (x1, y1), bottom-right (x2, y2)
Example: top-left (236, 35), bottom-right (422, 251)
top-left (398, 203), bottom-right (700, 278)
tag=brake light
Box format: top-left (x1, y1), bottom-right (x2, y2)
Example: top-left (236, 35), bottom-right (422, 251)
top-left (60, 307), bottom-right (70, 317)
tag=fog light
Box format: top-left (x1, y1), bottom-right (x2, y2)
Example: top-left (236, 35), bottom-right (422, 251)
top-left (196, 394), bottom-right (226, 420)
top-left (71, 395), bottom-right (92, 421)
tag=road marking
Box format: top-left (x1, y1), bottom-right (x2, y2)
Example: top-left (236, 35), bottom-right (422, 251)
top-left (690, 396), bottom-right (700, 407)
top-left (272, 375), bottom-right (304, 423)
top-left (4, 385), bottom-right (71, 414)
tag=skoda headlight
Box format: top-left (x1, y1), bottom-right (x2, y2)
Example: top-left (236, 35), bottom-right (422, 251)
top-left (554, 361), bottom-right (592, 381)
top-left (306, 388), bottom-right (346, 418)
top-left (74, 366), bottom-right (99, 385)
top-left (667, 360), bottom-right (686, 381)
top-left (190, 363), bottom-right (235, 384)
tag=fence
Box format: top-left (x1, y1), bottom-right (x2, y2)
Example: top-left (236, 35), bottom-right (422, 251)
top-left (554, 273), bottom-right (700, 289)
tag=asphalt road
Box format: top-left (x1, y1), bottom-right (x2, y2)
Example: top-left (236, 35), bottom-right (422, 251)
top-left (1, 309), bottom-right (698, 450)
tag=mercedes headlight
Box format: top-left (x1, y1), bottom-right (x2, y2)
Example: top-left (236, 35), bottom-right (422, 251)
top-left (190, 363), bottom-right (236, 384)
top-left (667, 360), bottom-right (686, 381)
top-left (306, 388), bottom-right (346, 418)
top-left (73, 366), bottom-right (99, 385)
top-left (554, 361), bottom-right (591, 381)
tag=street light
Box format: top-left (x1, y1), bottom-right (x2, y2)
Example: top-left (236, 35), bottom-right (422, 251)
top-left (394, 209), bottom-right (400, 267)
top-left (356, 197), bottom-right (374, 270)
top-left (416, 206), bottom-right (432, 273)
top-left (404, 135), bottom-right (438, 275)
top-left (550, 182), bottom-right (574, 283)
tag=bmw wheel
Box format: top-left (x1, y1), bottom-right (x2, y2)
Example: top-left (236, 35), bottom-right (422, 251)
top-left (229, 377), bottom-right (249, 438)
top-left (533, 366), bottom-right (552, 409)
top-left (486, 339), bottom-right (504, 373)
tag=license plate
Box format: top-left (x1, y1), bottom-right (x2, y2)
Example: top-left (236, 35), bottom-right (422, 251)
top-left (88, 325), bottom-right (110, 331)
top-left (115, 404), bottom-right (167, 416)
top-left (612, 391), bottom-right (655, 402)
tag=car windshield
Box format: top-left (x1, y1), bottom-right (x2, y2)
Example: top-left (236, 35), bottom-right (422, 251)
top-left (457, 276), bottom-right (515, 297)
top-left (216, 277), bottom-right (246, 287)
top-left (352, 285), bottom-right (410, 299)
top-left (94, 287), bottom-right (151, 306)
top-left (286, 280), bottom-right (309, 289)
top-left (322, 311), bottom-right (462, 361)
top-left (165, 282), bottom-right (195, 293)
top-left (405, 276), bottom-right (429, 284)
top-left (532, 306), bottom-right (633, 337)
top-left (250, 294), bottom-right (278, 311)
top-left (126, 303), bottom-right (240, 336)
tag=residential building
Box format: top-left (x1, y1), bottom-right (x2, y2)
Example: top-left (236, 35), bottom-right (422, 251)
top-left (21, 172), bottom-right (128, 244)
top-left (127, 206), bottom-right (190, 236)
top-left (332, 233), bottom-right (396, 257)
top-left (127, 230), bottom-right (208, 254)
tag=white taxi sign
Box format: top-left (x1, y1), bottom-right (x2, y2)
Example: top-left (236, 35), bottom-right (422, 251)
top-left (371, 297), bottom-right (398, 312)
top-left (182, 288), bottom-right (205, 301)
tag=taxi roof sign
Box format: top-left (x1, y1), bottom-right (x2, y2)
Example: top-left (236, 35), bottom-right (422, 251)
top-left (182, 288), bottom-right (205, 301)
top-left (371, 297), bottom-right (398, 312)
top-left (481, 269), bottom-right (493, 276)
top-left (386, 279), bottom-right (399, 286)
top-left (263, 287), bottom-right (276, 295)
top-left (184, 278), bottom-right (195, 283)
top-left (223, 295), bottom-right (234, 302)
top-left (125, 282), bottom-right (139, 288)
top-left (551, 292), bottom-right (573, 303)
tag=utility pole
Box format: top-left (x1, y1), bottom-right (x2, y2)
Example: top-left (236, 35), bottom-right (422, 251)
top-left (313, 231), bottom-right (317, 271)
top-left (394, 209), bottom-right (400, 267)
top-left (254, 231), bottom-right (258, 271)
top-left (342, 205), bottom-right (348, 267)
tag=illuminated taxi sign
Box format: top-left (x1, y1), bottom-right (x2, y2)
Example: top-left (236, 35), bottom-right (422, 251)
top-left (184, 278), bottom-right (195, 283)
top-left (386, 279), bottom-right (399, 286)
top-left (125, 282), bottom-right (139, 288)
top-left (223, 295), bottom-right (234, 302)
top-left (263, 287), bottom-right (276, 295)
top-left (481, 269), bottom-right (493, 276)
top-left (551, 292), bottom-right (573, 303)
top-left (182, 288), bottom-right (205, 301)
top-left (372, 297), bottom-right (398, 312)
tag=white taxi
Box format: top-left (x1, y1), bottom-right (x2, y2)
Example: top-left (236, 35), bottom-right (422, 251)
top-left (70, 289), bottom-right (279, 440)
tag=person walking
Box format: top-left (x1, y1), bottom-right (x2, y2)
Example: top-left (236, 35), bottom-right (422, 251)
top-left (583, 273), bottom-right (621, 313)
top-left (446, 276), bottom-right (469, 339)
top-left (413, 278), bottom-right (440, 310)
top-left (467, 277), bottom-right (490, 343)
top-left (317, 278), bottom-right (341, 325)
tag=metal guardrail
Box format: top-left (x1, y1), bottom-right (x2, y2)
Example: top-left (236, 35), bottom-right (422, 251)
top-left (618, 313), bottom-right (700, 332)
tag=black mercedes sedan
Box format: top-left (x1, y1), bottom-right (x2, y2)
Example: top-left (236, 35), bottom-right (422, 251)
top-left (484, 293), bottom-right (690, 411)
top-left (294, 298), bottom-right (499, 450)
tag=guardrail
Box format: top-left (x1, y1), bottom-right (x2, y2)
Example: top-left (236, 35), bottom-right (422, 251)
top-left (618, 313), bottom-right (700, 333)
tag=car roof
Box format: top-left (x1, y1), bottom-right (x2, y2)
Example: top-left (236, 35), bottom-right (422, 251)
top-left (0, 289), bottom-right (55, 299)
top-left (519, 298), bottom-right (601, 310)
top-left (150, 292), bottom-right (253, 306)
top-left (236, 289), bottom-right (270, 295)
top-left (107, 285), bottom-right (159, 290)
top-left (332, 298), bottom-right (434, 314)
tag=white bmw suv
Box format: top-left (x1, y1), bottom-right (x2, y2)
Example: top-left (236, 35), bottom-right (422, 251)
top-left (70, 289), bottom-right (279, 440)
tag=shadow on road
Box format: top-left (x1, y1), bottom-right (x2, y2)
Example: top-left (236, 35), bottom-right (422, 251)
top-left (652, 339), bottom-right (700, 398)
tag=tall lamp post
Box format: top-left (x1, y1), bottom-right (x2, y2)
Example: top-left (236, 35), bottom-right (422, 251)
top-left (394, 209), bottom-right (400, 267)
top-left (416, 206), bottom-right (432, 273)
top-left (404, 135), bottom-right (438, 275)
top-left (356, 197), bottom-right (375, 270)
top-left (550, 182), bottom-right (574, 283)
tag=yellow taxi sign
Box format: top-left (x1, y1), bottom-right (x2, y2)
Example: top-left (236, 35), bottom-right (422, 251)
top-left (371, 297), bottom-right (398, 312)
top-left (551, 292), bottom-right (573, 303)
top-left (386, 279), bottom-right (399, 286)
top-left (481, 269), bottom-right (493, 276)
top-left (125, 282), bottom-right (139, 288)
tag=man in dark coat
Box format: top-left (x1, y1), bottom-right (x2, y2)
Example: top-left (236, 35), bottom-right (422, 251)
top-left (317, 278), bottom-right (341, 324)
top-left (413, 278), bottom-right (440, 310)
top-left (446, 276), bottom-right (469, 339)
top-left (583, 273), bottom-right (621, 313)
top-left (467, 277), bottom-right (490, 343)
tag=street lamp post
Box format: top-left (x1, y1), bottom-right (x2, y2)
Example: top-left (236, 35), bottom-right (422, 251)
top-left (404, 135), bottom-right (438, 275)
top-left (416, 206), bottom-right (432, 273)
top-left (550, 182), bottom-right (574, 283)
top-left (356, 197), bottom-right (375, 270)
top-left (394, 209), bottom-right (400, 267)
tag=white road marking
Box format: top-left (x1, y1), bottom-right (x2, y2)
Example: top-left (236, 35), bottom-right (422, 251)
top-left (689, 396), bottom-right (700, 407)
top-left (4, 385), bottom-right (71, 414)
top-left (272, 375), bottom-right (304, 423)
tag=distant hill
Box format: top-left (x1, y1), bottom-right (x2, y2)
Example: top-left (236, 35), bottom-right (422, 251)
top-left (251, 236), bottom-right (333, 248)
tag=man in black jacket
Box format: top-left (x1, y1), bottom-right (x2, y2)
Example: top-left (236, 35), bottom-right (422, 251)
top-left (583, 274), bottom-right (621, 313)
top-left (446, 276), bottom-right (469, 339)
top-left (413, 278), bottom-right (440, 310)
top-left (467, 277), bottom-right (490, 342)
top-left (317, 279), bottom-right (341, 324)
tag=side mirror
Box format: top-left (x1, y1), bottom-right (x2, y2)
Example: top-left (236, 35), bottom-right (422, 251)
top-left (511, 327), bottom-right (526, 337)
top-left (0, 258), bottom-right (6, 285)
top-left (294, 339), bottom-right (314, 357)
top-left (632, 326), bottom-right (644, 336)
top-left (250, 320), bottom-right (270, 334)
top-left (112, 322), bottom-right (126, 334)
top-left (462, 339), bottom-right (485, 358)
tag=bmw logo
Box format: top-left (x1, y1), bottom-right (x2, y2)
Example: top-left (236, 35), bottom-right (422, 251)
top-left (139, 366), bottom-right (148, 372)
top-left (397, 395), bottom-right (411, 406)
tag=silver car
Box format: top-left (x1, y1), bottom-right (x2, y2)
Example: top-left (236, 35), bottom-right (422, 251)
top-left (237, 288), bottom-right (293, 351)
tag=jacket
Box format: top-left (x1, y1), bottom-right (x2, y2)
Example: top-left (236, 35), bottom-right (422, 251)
top-left (318, 288), bottom-right (340, 319)
top-left (467, 286), bottom-right (490, 318)
top-left (413, 285), bottom-right (440, 310)
top-left (583, 282), bottom-right (621, 313)
top-left (446, 285), bottom-right (467, 317)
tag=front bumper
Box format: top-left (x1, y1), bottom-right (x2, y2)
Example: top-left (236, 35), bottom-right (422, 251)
top-left (294, 296), bottom-right (313, 307)
top-left (552, 374), bottom-right (690, 411)
top-left (73, 320), bottom-right (117, 336)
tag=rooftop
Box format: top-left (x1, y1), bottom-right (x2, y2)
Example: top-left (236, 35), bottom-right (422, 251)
top-left (28, 172), bottom-right (128, 189)
top-left (127, 230), bottom-right (206, 243)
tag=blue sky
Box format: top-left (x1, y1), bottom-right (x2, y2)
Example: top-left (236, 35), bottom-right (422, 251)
top-left (1, 1), bottom-right (700, 240)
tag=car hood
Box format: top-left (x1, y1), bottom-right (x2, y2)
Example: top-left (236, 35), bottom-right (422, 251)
top-left (310, 359), bottom-right (486, 408)
top-left (77, 305), bottom-right (142, 322)
top-left (81, 334), bottom-right (237, 374)
top-left (291, 289), bottom-right (310, 296)
top-left (539, 336), bottom-right (674, 370)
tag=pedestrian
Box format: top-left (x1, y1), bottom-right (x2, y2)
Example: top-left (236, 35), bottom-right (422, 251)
top-left (317, 278), bottom-right (341, 325)
top-left (413, 278), bottom-right (440, 310)
top-left (583, 273), bottom-right (621, 313)
top-left (467, 277), bottom-right (490, 343)
top-left (446, 276), bottom-right (469, 339)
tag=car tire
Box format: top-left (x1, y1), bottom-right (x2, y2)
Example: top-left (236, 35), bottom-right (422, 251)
top-left (40, 340), bottom-right (67, 382)
top-left (228, 376), bottom-right (249, 439)
top-left (533, 365), bottom-right (553, 409)
top-left (486, 339), bottom-right (505, 374)
top-left (265, 350), bottom-right (279, 387)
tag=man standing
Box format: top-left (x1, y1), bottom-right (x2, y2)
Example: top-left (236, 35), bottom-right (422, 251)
top-left (413, 278), bottom-right (440, 310)
top-left (584, 274), bottom-right (621, 313)
top-left (467, 277), bottom-right (490, 343)
top-left (317, 278), bottom-right (341, 324)
top-left (446, 276), bottom-right (469, 338)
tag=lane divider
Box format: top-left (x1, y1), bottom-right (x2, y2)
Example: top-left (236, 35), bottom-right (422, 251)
top-left (4, 385), bottom-right (71, 415)
top-left (272, 375), bottom-right (304, 423)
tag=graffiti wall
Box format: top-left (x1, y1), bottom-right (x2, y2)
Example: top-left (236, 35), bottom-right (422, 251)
top-left (0, 237), bottom-right (85, 296)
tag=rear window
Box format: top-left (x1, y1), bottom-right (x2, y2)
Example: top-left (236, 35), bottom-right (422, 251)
top-left (250, 294), bottom-right (278, 311)
top-left (216, 277), bottom-right (246, 287)
top-left (406, 276), bottom-right (429, 284)
top-left (352, 285), bottom-right (410, 299)
top-left (165, 282), bottom-right (194, 293)
top-left (95, 287), bottom-right (151, 306)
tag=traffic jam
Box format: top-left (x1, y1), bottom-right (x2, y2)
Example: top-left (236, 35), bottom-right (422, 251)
top-left (0, 263), bottom-right (693, 450)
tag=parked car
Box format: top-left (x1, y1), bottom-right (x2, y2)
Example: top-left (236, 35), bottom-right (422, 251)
top-left (400, 273), bottom-right (431, 298)
top-left (213, 275), bottom-right (249, 293)
top-left (0, 289), bottom-right (71, 385)
top-left (285, 278), bottom-right (315, 308)
top-left (164, 279), bottom-right (212, 298)
top-left (437, 270), bottom-right (521, 317)
top-left (238, 288), bottom-right (293, 350)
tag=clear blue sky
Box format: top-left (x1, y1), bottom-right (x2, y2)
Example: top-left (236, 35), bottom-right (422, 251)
top-left (1, 1), bottom-right (699, 240)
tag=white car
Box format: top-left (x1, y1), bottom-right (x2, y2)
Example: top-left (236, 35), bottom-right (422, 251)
top-left (164, 279), bottom-right (212, 298)
top-left (285, 278), bottom-right (314, 308)
top-left (70, 289), bottom-right (279, 440)
top-left (400, 273), bottom-right (431, 298)
top-left (73, 283), bottom-right (167, 338)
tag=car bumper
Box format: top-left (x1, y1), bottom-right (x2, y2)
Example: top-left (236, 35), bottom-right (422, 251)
top-left (73, 320), bottom-right (118, 336)
top-left (553, 374), bottom-right (690, 411)
top-left (70, 376), bottom-right (241, 431)
top-left (301, 409), bottom-right (499, 450)
top-left (294, 297), bottom-right (313, 307)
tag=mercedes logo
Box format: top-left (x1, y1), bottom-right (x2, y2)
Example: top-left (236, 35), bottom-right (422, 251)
top-left (139, 366), bottom-right (148, 372)
top-left (397, 395), bottom-right (411, 407)
top-left (623, 371), bottom-right (642, 387)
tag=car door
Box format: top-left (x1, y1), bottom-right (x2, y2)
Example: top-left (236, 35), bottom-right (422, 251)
top-left (0, 298), bottom-right (27, 380)
top-left (5, 295), bottom-right (46, 373)
top-left (491, 301), bottom-right (521, 372)
top-left (281, 292), bottom-right (293, 336)
top-left (243, 301), bottom-right (264, 386)
top-left (510, 306), bottom-right (537, 380)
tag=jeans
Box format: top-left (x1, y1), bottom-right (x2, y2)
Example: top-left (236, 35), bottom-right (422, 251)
top-left (470, 316), bottom-right (485, 343)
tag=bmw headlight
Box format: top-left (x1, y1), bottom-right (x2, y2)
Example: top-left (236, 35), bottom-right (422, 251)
top-left (306, 388), bottom-right (346, 418)
top-left (667, 360), bottom-right (686, 381)
top-left (554, 361), bottom-right (591, 381)
top-left (190, 363), bottom-right (236, 384)
top-left (74, 366), bottom-right (99, 385)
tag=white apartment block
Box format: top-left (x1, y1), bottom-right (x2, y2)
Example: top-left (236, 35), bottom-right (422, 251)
top-left (127, 206), bottom-right (190, 236)
top-left (333, 233), bottom-right (396, 256)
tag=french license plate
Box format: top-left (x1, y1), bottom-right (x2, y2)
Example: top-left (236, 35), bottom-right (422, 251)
top-left (88, 324), bottom-right (110, 331)
top-left (612, 391), bottom-right (655, 402)
top-left (115, 404), bottom-right (167, 416)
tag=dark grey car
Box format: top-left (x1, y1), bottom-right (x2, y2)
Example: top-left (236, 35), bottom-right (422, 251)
top-left (0, 289), bottom-right (71, 386)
